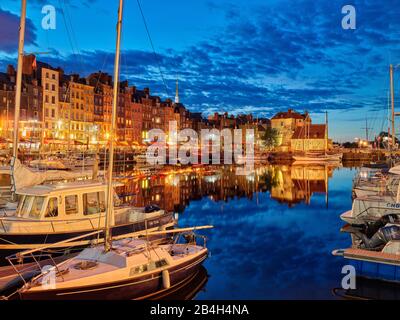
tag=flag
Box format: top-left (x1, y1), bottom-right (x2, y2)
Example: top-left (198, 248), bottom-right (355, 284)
top-left (32, 56), bottom-right (37, 70)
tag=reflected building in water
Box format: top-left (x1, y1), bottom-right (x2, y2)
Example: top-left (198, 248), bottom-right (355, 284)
top-left (115, 164), bottom-right (338, 212)
top-left (270, 164), bottom-right (334, 206)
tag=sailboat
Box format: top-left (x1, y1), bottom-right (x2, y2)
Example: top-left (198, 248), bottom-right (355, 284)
top-left (332, 65), bottom-right (400, 284)
top-left (12, 226), bottom-right (211, 300)
top-left (0, 0), bottom-right (174, 263)
top-left (292, 112), bottom-right (342, 163)
top-left (9, 0), bottom-right (212, 300)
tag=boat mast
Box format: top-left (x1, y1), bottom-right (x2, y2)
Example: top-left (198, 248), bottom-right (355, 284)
top-left (325, 111), bottom-right (328, 153)
top-left (104, 0), bottom-right (124, 252)
top-left (11, 0), bottom-right (27, 198)
top-left (390, 64), bottom-right (395, 150)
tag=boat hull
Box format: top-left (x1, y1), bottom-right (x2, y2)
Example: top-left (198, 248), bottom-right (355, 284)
top-left (19, 250), bottom-right (208, 300)
top-left (346, 259), bottom-right (400, 284)
top-left (292, 155), bottom-right (341, 163)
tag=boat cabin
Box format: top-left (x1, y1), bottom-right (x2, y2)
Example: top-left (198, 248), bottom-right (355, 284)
top-left (15, 181), bottom-right (123, 221)
top-left (0, 181), bottom-right (127, 234)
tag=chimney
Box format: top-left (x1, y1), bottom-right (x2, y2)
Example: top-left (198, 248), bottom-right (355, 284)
top-left (7, 65), bottom-right (16, 76)
top-left (22, 54), bottom-right (36, 75)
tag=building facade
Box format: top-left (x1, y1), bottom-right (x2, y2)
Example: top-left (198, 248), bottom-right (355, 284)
top-left (271, 109), bottom-right (309, 152)
top-left (41, 67), bottom-right (59, 139)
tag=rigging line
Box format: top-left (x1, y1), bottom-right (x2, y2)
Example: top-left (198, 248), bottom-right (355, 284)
top-left (58, 0), bottom-right (79, 74)
top-left (62, 0), bottom-right (86, 75)
top-left (136, 0), bottom-right (171, 97)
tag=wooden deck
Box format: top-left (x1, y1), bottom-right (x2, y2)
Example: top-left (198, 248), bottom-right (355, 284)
top-left (344, 248), bottom-right (400, 265)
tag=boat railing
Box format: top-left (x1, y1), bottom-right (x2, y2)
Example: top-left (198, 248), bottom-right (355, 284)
top-left (6, 230), bottom-right (103, 287)
top-left (7, 252), bottom-right (66, 287)
top-left (0, 216), bottom-right (104, 234)
top-left (354, 205), bottom-right (395, 220)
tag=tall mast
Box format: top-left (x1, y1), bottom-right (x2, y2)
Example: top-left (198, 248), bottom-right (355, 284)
top-left (175, 77), bottom-right (179, 104)
top-left (13, 0), bottom-right (27, 161)
top-left (390, 64), bottom-right (395, 149)
top-left (11, 0), bottom-right (27, 199)
top-left (325, 111), bottom-right (328, 152)
top-left (104, 0), bottom-right (124, 252)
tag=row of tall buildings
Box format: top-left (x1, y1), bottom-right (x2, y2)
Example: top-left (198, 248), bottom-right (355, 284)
top-left (0, 55), bottom-right (330, 152)
top-left (0, 55), bottom-right (270, 150)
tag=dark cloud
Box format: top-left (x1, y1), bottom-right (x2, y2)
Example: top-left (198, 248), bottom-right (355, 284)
top-left (0, 8), bottom-right (37, 53)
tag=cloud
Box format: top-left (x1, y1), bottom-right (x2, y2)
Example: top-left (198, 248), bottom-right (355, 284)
top-left (0, 8), bottom-right (37, 53)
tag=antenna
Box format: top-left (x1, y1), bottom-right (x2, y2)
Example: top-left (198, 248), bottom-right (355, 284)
top-left (361, 117), bottom-right (372, 142)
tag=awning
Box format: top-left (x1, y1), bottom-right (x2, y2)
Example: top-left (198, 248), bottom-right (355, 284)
top-left (74, 140), bottom-right (87, 145)
top-left (116, 141), bottom-right (129, 146)
top-left (44, 139), bottom-right (68, 145)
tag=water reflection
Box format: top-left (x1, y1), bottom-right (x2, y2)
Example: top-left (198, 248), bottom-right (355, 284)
top-left (116, 164), bottom-right (337, 211)
top-left (148, 266), bottom-right (209, 300)
top-left (333, 277), bottom-right (400, 300)
top-left (114, 163), bottom-right (354, 299)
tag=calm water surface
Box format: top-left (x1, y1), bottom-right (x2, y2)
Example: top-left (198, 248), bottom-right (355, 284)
top-left (120, 164), bottom-right (360, 299)
top-left (178, 166), bottom-right (355, 299)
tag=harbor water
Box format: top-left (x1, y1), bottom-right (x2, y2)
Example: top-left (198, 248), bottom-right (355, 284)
top-left (117, 164), bottom-right (360, 299)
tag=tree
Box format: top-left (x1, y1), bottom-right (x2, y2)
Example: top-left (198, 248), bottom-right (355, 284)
top-left (259, 169), bottom-right (279, 191)
top-left (261, 127), bottom-right (279, 150)
top-left (342, 142), bottom-right (358, 148)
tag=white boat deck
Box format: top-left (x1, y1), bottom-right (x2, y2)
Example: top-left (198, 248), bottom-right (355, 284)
top-left (18, 180), bottom-right (124, 196)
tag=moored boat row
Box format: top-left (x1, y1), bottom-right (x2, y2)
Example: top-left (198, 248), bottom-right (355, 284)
top-left (333, 161), bottom-right (400, 284)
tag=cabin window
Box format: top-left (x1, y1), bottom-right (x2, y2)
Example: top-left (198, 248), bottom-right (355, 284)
top-left (65, 195), bottom-right (78, 215)
top-left (45, 197), bottom-right (58, 218)
top-left (18, 195), bottom-right (33, 217)
top-left (83, 192), bottom-right (105, 215)
top-left (155, 259), bottom-right (168, 268)
top-left (131, 264), bottom-right (148, 275)
top-left (29, 196), bottom-right (45, 218)
top-left (130, 259), bottom-right (168, 275)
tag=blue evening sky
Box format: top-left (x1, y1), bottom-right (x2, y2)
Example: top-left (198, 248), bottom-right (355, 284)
top-left (1, 0), bottom-right (400, 142)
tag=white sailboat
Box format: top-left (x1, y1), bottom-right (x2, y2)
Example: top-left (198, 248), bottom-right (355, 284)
top-left (292, 112), bottom-right (342, 163)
